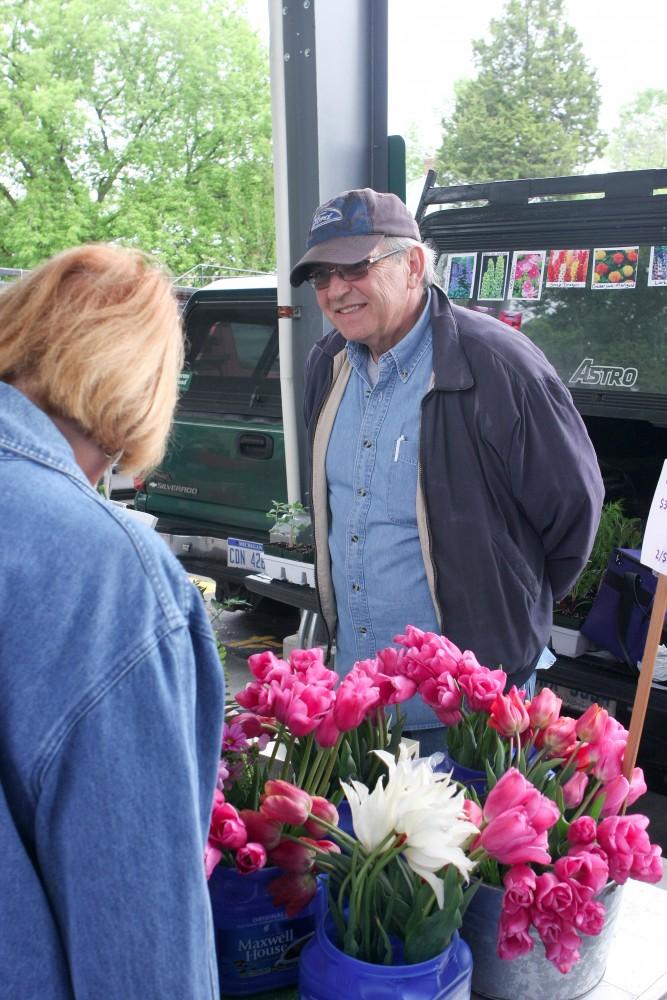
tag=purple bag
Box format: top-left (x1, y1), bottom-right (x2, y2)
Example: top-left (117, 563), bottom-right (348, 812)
top-left (580, 548), bottom-right (667, 670)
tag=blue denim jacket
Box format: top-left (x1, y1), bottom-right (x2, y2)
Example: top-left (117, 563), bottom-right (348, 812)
top-left (0, 383), bottom-right (224, 999)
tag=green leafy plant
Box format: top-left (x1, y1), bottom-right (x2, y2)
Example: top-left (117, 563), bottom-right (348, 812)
top-left (266, 499), bottom-right (312, 548)
top-left (567, 500), bottom-right (642, 609)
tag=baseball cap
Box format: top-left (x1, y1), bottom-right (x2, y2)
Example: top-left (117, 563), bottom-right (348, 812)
top-left (290, 188), bottom-right (421, 287)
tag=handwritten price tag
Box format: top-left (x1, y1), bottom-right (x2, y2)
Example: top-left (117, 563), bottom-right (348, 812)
top-left (640, 458), bottom-right (667, 574)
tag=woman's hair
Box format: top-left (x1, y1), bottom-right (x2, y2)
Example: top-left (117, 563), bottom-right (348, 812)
top-left (0, 243), bottom-right (183, 474)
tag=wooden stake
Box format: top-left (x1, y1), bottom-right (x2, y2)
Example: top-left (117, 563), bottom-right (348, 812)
top-left (622, 572), bottom-right (667, 779)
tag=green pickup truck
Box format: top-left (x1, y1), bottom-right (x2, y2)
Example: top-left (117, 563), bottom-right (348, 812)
top-left (134, 275), bottom-right (287, 603)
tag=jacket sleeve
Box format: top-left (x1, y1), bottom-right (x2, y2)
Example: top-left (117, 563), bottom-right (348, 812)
top-left (34, 616), bottom-right (224, 1000)
top-left (508, 373), bottom-right (605, 601)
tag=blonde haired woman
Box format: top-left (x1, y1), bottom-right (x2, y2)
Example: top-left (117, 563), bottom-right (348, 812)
top-left (0, 245), bottom-right (224, 999)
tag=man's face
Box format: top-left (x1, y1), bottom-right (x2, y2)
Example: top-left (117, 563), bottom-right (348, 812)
top-left (313, 246), bottom-right (425, 359)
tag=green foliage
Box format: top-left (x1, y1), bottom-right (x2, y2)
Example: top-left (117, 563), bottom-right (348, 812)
top-left (437, 0), bottom-right (605, 183)
top-left (0, 0), bottom-right (275, 273)
top-left (607, 89), bottom-right (667, 171)
top-left (568, 500), bottom-right (642, 605)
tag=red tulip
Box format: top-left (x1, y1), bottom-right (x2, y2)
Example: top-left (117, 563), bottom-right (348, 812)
top-left (267, 871), bottom-right (318, 917)
top-left (489, 686), bottom-right (530, 737)
top-left (235, 842), bottom-right (267, 874)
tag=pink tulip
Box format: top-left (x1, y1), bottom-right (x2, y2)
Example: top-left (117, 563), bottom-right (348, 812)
top-left (533, 873), bottom-right (592, 925)
top-left (458, 667), bottom-right (507, 712)
top-left (204, 841), bottom-right (222, 879)
top-left (595, 768), bottom-right (647, 818)
top-left (209, 801), bottom-right (248, 850)
top-left (239, 809), bottom-right (282, 850)
top-left (542, 926), bottom-right (582, 975)
top-left (575, 704), bottom-right (608, 743)
top-left (527, 687), bottom-right (562, 730)
top-left (289, 647), bottom-right (325, 673)
top-left (587, 738), bottom-right (625, 783)
top-left (574, 899), bottom-right (605, 936)
top-left (489, 686), bottom-right (530, 737)
top-left (480, 809), bottom-right (552, 865)
top-left (497, 907), bottom-right (533, 960)
top-left (232, 711), bottom-right (274, 739)
top-left (260, 780), bottom-right (313, 826)
top-left (311, 838), bottom-right (341, 856)
top-left (555, 851), bottom-right (609, 895)
top-left (419, 673), bottom-right (462, 725)
top-left (484, 770), bottom-right (559, 833)
top-left (562, 771), bottom-right (588, 809)
top-left (375, 671), bottom-right (417, 705)
top-left (272, 679), bottom-right (335, 737)
top-left (463, 798), bottom-right (483, 828)
top-left (313, 710), bottom-right (341, 748)
top-left (375, 645), bottom-right (406, 676)
top-left (247, 650), bottom-right (291, 682)
top-left (540, 716), bottom-right (577, 756)
top-left (597, 814), bottom-right (663, 884)
top-left (235, 680), bottom-right (277, 716)
top-left (270, 837), bottom-right (316, 873)
top-left (502, 864), bottom-right (537, 911)
top-left (333, 675), bottom-right (380, 731)
top-left (304, 796), bottom-right (339, 838)
top-left (235, 842), bottom-right (267, 874)
top-left (567, 815), bottom-right (597, 847)
top-left (267, 871), bottom-right (318, 917)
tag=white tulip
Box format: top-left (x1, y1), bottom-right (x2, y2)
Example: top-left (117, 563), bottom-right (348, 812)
top-left (341, 746), bottom-right (479, 908)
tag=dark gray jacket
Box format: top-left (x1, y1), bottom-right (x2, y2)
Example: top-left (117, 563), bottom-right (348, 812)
top-left (303, 284), bottom-right (604, 687)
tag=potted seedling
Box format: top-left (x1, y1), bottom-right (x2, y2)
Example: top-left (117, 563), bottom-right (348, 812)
top-left (262, 500), bottom-right (315, 586)
top-left (552, 500), bottom-right (642, 657)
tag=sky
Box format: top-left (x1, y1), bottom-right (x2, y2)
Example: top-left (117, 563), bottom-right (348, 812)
top-left (242, 0), bottom-right (667, 161)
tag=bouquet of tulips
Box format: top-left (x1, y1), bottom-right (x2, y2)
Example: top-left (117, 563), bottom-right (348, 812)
top-left (205, 644), bottom-right (414, 882)
top-left (266, 746), bottom-right (479, 965)
top-left (368, 625), bottom-right (664, 974)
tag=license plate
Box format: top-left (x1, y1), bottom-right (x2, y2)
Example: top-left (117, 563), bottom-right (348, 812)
top-left (227, 537), bottom-right (266, 572)
top-left (542, 682), bottom-right (616, 717)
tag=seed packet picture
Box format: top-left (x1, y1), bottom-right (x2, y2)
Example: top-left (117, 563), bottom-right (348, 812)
top-left (443, 253), bottom-right (477, 299)
top-left (648, 246), bottom-right (667, 287)
top-left (591, 247), bottom-right (639, 289)
top-left (509, 250), bottom-right (546, 300)
top-left (478, 252), bottom-right (509, 300)
top-left (545, 249), bottom-right (590, 288)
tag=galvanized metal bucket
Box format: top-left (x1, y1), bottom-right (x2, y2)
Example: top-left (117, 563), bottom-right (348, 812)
top-left (461, 880), bottom-right (623, 1000)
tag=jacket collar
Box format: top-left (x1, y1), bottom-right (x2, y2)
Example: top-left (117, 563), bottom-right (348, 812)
top-left (429, 284), bottom-right (475, 392)
top-left (0, 381), bottom-right (87, 483)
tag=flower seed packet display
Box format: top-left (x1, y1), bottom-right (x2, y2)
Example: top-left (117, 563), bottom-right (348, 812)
top-left (545, 249), bottom-right (590, 288)
top-left (648, 245), bottom-right (667, 286)
top-left (444, 252), bottom-right (477, 300)
top-left (591, 247), bottom-right (639, 289)
top-left (508, 251), bottom-right (546, 300)
top-left (478, 252), bottom-right (509, 300)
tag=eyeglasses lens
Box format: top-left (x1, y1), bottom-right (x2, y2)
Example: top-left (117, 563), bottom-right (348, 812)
top-left (308, 260), bottom-right (370, 290)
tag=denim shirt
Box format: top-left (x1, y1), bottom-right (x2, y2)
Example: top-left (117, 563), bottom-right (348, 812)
top-left (0, 383), bottom-right (224, 999)
top-left (326, 292), bottom-right (440, 728)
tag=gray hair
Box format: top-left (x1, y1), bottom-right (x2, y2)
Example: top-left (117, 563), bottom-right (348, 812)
top-left (378, 236), bottom-right (437, 288)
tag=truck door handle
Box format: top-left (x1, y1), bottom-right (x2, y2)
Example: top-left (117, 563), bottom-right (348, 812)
top-left (238, 432), bottom-right (274, 460)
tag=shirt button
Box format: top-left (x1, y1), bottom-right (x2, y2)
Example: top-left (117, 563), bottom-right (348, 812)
top-left (358, 488), bottom-right (367, 496)
top-left (359, 626), bottom-right (367, 635)
top-left (352, 583), bottom-right (361, 591)
top-left (401, 369), bottom-right (409, 379)
top-left (351, 534), bottom-right (359, 543)
top-left (363, 439), bottom-right (372, 448)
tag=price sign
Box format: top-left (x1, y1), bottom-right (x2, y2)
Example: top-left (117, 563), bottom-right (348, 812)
top-left (640, 458), bottom-right (667, 573)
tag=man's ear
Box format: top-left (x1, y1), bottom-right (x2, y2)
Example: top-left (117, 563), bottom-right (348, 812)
top-left (406, 246), bottom-right (426, 289)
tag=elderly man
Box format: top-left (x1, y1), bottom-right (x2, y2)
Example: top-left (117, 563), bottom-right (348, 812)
top-left (291, 188), bottom-right (604, 753)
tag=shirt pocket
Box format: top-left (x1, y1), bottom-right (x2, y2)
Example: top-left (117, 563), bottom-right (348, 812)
top-left (387, 436), bottom-right (419, 526)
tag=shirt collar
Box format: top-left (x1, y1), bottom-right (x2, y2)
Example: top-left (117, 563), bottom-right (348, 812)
top-left (346, 288), bottom-right (432, 383)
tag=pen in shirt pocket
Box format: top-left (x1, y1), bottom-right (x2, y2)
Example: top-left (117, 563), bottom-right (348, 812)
top-left (393, 434), bottom-right (406, 462)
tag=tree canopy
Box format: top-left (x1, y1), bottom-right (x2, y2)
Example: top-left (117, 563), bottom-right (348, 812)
top-left (0, 0), bottom-right (274, 274)
top-left (436, 0), bottom-right (605, 184)
top-left (607, 89), bottom-right (667, 172)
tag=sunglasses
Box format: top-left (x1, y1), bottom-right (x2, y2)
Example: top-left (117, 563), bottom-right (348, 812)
top-left (306, 247), bottom-right (405, 290)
